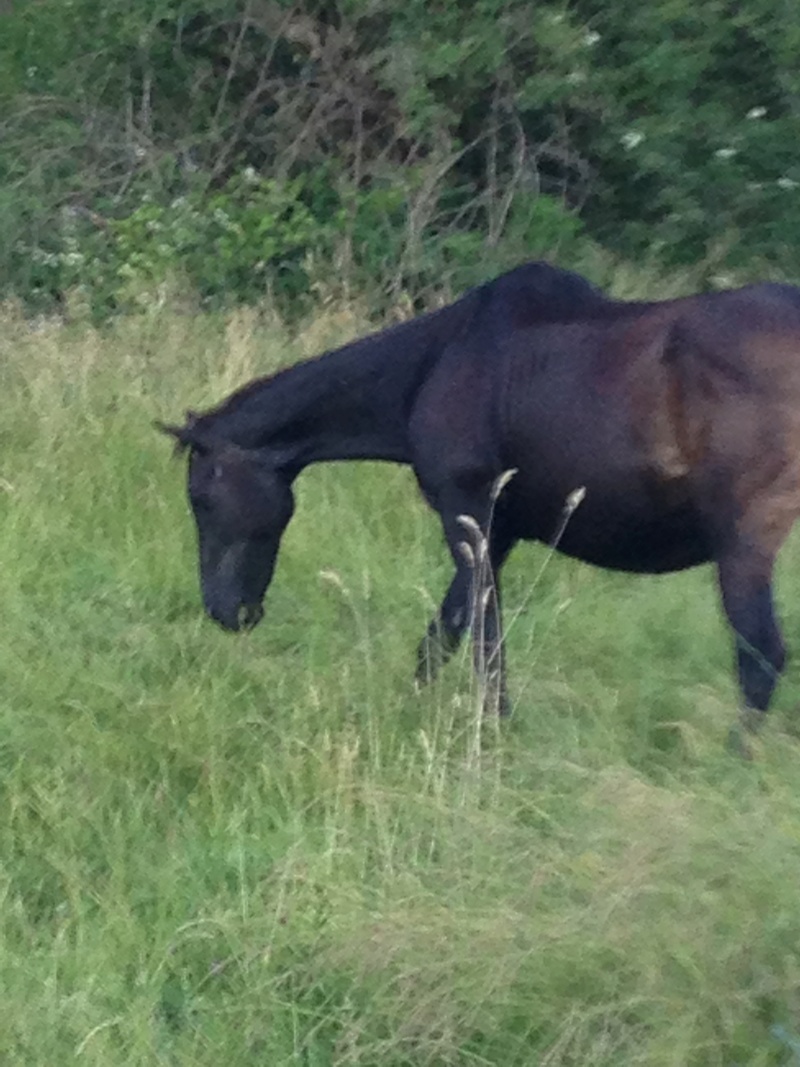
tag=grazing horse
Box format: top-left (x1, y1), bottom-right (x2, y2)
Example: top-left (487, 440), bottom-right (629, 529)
top-left (159, 260), bottom-right (800, 740)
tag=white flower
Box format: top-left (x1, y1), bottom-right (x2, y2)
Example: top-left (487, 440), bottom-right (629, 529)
top-left (746, 106), bottom-right (767, 120)
top-left (243, 166), bottom-right (259, 185)
top-left (584, 30), bottom-right (600, 46)
top-left (621, 130), bottom-right (644, 150)
top-left (32, 249), bottom-right (58, 266)
top-left (777, 177), bottom-right (799, 190)
top-left (566, 70), bottom-right (586, 85)
top-left (711, 273), bottom-right (735, 289)
top-left (715, 147), bottom-right (737, 160)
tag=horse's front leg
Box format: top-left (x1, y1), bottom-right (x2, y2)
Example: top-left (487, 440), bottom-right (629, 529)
top-left (415, 568), bottom-right (471, 686)
top-left (415, 526), bottom-right (516, 690)
top-left (429, 490), bottom-right (513, 716)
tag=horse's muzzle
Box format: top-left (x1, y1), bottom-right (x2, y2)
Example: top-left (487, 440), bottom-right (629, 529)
top-left (206, 601), bottom-right (264, 632)
top-left (239, 602), bottom-right (264, 630)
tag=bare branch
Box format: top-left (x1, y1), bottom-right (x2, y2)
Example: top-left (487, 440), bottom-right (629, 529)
top-left (209, 5), bottom-right (298, 181)
top-left (212, 5), bottom-right (253, 133)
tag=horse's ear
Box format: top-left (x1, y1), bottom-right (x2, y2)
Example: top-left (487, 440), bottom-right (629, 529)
top-left (154, 420), bottom-right (210, 456)
top-left (156, 420), bottom-right (181, 439)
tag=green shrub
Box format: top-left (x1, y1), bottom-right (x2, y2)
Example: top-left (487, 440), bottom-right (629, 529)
top-left (2, 0), bottom-right (799, 318)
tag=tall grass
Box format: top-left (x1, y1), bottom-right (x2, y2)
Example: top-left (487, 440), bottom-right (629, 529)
top-left (2, 285), bottom-right (800, 1065)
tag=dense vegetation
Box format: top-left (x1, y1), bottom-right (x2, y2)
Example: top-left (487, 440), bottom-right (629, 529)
top-left (2, 0), bottom-right (800, 319)
top-left (3, 297), bottom-right (800, 1064)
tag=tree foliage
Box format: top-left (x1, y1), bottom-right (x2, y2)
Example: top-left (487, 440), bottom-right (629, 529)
top-left (1, 0), bottom-right (799, 317)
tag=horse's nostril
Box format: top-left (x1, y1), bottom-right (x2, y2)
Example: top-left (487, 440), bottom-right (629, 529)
top-left (238, 603), bottom-right (264, 630)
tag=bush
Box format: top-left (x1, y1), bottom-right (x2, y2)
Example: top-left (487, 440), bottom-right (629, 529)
top-left (1, 0), bottom-right (799, 320)
top-left (14, 168), bottom-right (588, 321)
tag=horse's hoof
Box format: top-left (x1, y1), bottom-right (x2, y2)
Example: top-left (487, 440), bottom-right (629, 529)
top-left (481, 693), bottom-right (512, 718)
top-left (413, 668), bottom-right (436, 694)
top-left (739, 707), bottom-right (765, 734)
top-left (727, 708), bottom-right (765, 759)
top-left (727, 724), bottom-right (755, 760)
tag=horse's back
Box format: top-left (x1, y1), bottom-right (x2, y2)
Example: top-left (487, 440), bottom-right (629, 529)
top-left (472, 260), bottom-right (605, 330)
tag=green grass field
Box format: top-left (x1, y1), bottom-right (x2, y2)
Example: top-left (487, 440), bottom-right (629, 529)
top-left (4, 297), bottom-right (800, 1066)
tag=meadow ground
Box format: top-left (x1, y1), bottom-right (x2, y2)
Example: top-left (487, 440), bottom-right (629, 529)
top-left (3, 291), bottom-right (800, 1066)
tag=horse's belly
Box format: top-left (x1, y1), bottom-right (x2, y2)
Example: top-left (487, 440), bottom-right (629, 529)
top-left (556, 503), bottom-right (712, 573)
top-left (505, 472), bottom-right (712, 574)
top-left (501, 371), bottom-right (714, 573)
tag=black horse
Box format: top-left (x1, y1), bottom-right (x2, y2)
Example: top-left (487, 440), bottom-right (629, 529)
top-left (160, 261), bottom-right (800, 738)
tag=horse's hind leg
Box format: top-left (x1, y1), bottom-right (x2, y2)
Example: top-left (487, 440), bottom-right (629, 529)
top-left (717, 545), bottom-right (787, 733)
top-left (415, 526), bottom-right (515, 688)
top-left (719, 553), bottom-right (785, 711)
top-left (714, 455), bottom-right (800, 737)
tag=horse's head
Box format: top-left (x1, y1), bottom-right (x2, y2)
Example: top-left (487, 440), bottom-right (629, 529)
top-left (159, 415), bottom-right (294, 632)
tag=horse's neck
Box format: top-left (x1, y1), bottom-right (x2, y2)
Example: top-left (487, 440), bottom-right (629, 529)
top-left (262, 344), bottom-right (412, 468)
top-left (204, 303), bottom-right (466, 471)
